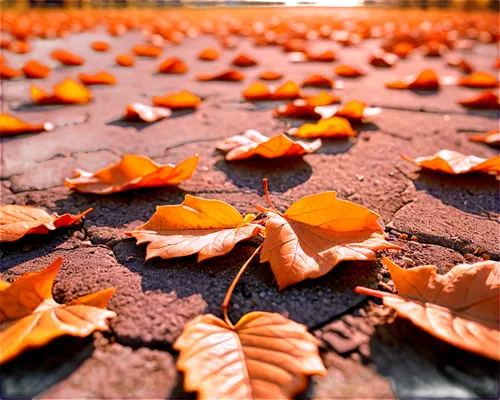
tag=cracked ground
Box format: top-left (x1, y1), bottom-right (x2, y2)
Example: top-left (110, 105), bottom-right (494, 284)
top-left (1, 6), bottom-right (499, 399)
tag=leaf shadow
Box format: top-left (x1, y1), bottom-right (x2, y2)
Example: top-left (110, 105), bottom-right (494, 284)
top-left (113, 240), bottom-right (380, 329)
top-left (106, 109), bottom-right (197, 130)
top-left (11, 102), bottom-right (91, 113)
top-left (411, 169), bottom-right (499, 216)
top-left (214, 156), bottom-right (313, 193)
top-left (368, 316), bottom-right (499, 398)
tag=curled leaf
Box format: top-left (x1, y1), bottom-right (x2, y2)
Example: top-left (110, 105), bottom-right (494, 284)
top-left (198, 48), bottom-right (219, 61)
top-left (125, 195), bottom-right (260, 261)
top-left (158, 57), bottom-right (188, 74)
top-left (152, 90), bottom-right (201, 109)
top-left (289, 117), bottom-right (356, 138)
top-left (31, 78), bottom-right (92, 105)
top-left (216, 130), bottom-right (321, 161)
top-left (386, 69), bottom-right (440, 90)
top-left (65, 154), bottom-right (199, 194)
top-left (125, 103), bottom-right (172, 122)
top-left (0, 205), bottom-right (91, 242)
top-left (197, 69), bottom-right (245, 82)
top-left (259, 70), bottom-right (283, 81)
top-left (356, 258), bottom-right (499, 361)
top-left (174, 312), bottom-right (326, 399)
top-left (0, 258), bottom-right (116, 364)
top-left (231, 53), bottom-right (258, 67)
top-left (334, 65), bottom-right (365, 78)
top-left (50, 49), bottom-right (85, 66)
top-left (116, 54), bottom-right (134, 67)
top-left (0, 114), bottom-right (54, 137)
top-left (301, 74), bottom-right (334, 88)
top-left (132, 44), bottom-right (162, 58)
top-left (78, 71), bottom-right (117, 86)
top-left (259, 192), bottom-right (398, 289)
top-left (22, 60), bottom-right (51, 79)
top-left (91, 41), bottom-right (110, 52)
top-left (469, 130), bottom-right (500, 146)
top-left (402, 150), bottom-right (500, 175)
top-left (458, 72), bottom-right (498, 88)
top-left (458, 90), bottom-right (499, 109)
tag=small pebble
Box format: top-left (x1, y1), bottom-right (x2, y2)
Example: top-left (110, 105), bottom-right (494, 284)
top-left (201, 166), bottom-right (209, 172)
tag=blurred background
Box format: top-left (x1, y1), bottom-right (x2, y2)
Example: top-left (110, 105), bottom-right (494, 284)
top-left (3, 0), bottom-right (499, 9)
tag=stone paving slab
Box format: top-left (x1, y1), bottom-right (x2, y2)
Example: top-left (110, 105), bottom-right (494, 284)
top-left (1, 7), bottom-right (499, 399)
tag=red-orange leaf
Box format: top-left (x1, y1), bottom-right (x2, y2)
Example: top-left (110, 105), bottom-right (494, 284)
top-left (231, 53), bottom-right (258, 67)
top-left (273, 100), bottom-right (323, 120)
top-left (305, 49), bottom-right (338, 62)
top-left (402, 149), bottom-right (500, 175)
top-left (303, 92), bottom-right (341, 107)
top-left (386, 69), bottom-right (440, 90)
top-left (0, 205), bottom-right (91, 242)
top-left (132, 44), bottom-right (162, 58)
top-left (458, 72), bottom-right (498, 88)
top-left (158, 57), bottom-right (188, 74)
top-left (216, 130), bottom-right (321, 161)
top-left (22, 60), bottom-right (51, 79)
top-left (369, 49), bottom-right (397, 68)
top-left (50, 49), bottom-right (85, 66)
top-left (392, 42), bottom-right (414, 58)
top-left (301, 74), bottom-right (334, 88)
top-left (116, 54), bottom-right (134, 67)
top-left (447, 57), bottom-right (474, 74)
top-left (31, 78), bottom-right (92, 105)
top-left (152, 90), bottom-right (202, 109)
top-left (65, 154), bottom-right (199, 194)
top-left (259, 70), bottom-right (283, 81)
top-left (125, 103), bottom-right (172, 122)
top-left (8, 40), bottom-right (31, 54)
top-left (458, 90), bottom-right (499, 109)
top-left (334, 65), bottom-right (365, 78)
top-left (91, 41), bottom-right (110, 52)
top-left (0, 64), bottom-right (23, 80)
top-left (329, 101), bottom-right (382, 122)
top-left (198, 48), bottom-right (219, 61)
top-left (197, 69), bottom-right (245, 82)
top-left (0, 114), bottom-right (54, 137)
top-left (469, 130), bottom-right (500, 146)
top-left (242, 81), bottom-right (301, 101)
top-left (78, 71), bottom-right (117, 86)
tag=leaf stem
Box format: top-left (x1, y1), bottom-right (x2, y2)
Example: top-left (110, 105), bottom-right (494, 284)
top-left (222, 244), bottom-right (263, 329)
top-left (355, 286), bottom-right (397, 299)
top-left (262, 178), bottom-right (281, 215)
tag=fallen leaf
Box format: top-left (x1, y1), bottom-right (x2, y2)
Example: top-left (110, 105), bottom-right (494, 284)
top-left (91, 41), bottom-right (110, 52)
top-left (402, 150), bottom-right (500, 175)
top-left (273, 100), bottom-right (323, 120)
top-left (369, 49), bottom-right (397, 68)
top-left (116, 54), bottom-right (134, 67)
top-left (0, 114), bottom-right (54, 137)
top-left (282, 38), bottom-right (307, 53)
top-left (125, 195), bottom-right (260, 261)
top-left (31, 78), bottom-right (92, 105)
top-left (0, 258), bottom-right (116, 364)
top-left (386, 69), bottom-right (440, 90)
top-left (243, 81), bottom-right (301, 101)
top-left (8, 40), bottom-right (31, 54)
top-left (259, 70), bottom-right (283, 81)
top-left (0, 205), bottom-right (91, 242)
top-left (421, 41), bottom-right (447, 57)
top-left (78, 71), bottom-right (117, 85)
top-left (328, 101), bottom-right (382, 122)
top-left (259, 191), bottom-right (398, 289)
top-left (152, 90), bottom-right (202, 109)
top-left (458, 90), bottom-right (499, 109)
top-left (447, 56), bottom-right (474, 74)
top-left (132, 44), bottom-right (162, 58)
top-left (158, 57), bottom-right (188, 74)
top-left (216, 130), bottom-right (321, 161)
top-left (231, 53), bottom-right (258, 67)
top-left (392, 42), bottom-right (414, 58)
top-left (458, 72), bottom-right (498, 88)
top-left (22, 60), bottom-right (51, 79)
top-left (356, 258), bottom-right (499, 361)
top-left (65, 154), bottom-right (199, 194)
top-left (303, 92), bottom-right (341, 107)
top-left (174, 312), bottom-right (326, 399)
top-left (125, 103), bottom-right (172, 122)
top-left (334, 65), bottom-right (365, 78)
top-left (197, 69), bottom-right (245, 82)
top-left (302, 74), bottom-right (334, 88)
top-left (305, 49), bottom-right (338, 62)
top-left (289, 117), bottom-right (356, 138)
top-left (50, 49), bottom-right (85, 66)
top-left (0, 64), bottom-right (23, 80)
top-left (469, 130), bottom-right (500, 146)
top-left (198, 48), bottom-right (219, 61)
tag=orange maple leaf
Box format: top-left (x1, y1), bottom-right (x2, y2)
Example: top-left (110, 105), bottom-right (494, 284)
top-left (334, 65), bottom-right (365, 78)
top-left (0, 114), bottom-right (54, 137)
top-left (231, 53), bottom-right (258, 67)
top-left (0, 64), bottom-right (23, 80)
top-left (458, 71), bottom-right (498, 88)
top-left (303, 92), bottom-right (341, 107)
top-left (289, 116), bottom-right (356, 138)
top-left (469, 130), bottom-right (500, 146)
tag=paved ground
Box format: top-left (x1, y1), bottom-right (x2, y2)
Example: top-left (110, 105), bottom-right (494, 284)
top-left (1, 7), bottom-right (499, 399)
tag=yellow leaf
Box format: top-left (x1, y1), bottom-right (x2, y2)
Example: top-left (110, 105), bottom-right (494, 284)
top-left (259, 192), bottom-right (399, 289)
top-left (125, 195), bottom-right (261, 261)
top-left (0, 258), bottom-right (116, 364)
top-left (356, 258), bottom-right (500, 361)
top-left (290, 117), bottom-right (356, 138)
top-left (174, 312), bottom-right (326, 399)
top-left (65, 154), bottom-right (199, 194)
